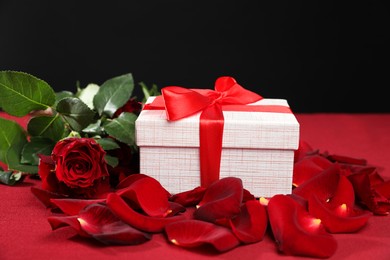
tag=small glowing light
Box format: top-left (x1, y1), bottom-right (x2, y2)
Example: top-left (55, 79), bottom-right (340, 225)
top-left (77, 217), bottom-right (87, 226)
top-left (164, 209), bottom-right (173, 217)
top-left (326, 198), bottom-right (331, 203)
top-left (170, 239), bottom-right (179, 245)
top-left (336, 203), bottom-right (348, 216)
top-left (306, 217), bottom-right (322, 232)
top-left (259, 197), bottom-right (269, 206)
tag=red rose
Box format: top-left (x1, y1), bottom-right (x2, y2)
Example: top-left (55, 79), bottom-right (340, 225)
top-left (38, 137), bottom-right (110, 199)
top-left (113, 98), bottom-right (142, 118)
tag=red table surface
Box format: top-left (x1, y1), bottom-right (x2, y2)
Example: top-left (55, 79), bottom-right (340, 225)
top-left (1, 113), bottom-right (390, 260)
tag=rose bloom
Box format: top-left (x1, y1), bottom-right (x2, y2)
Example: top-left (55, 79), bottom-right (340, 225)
top-left (38, 137), bottom-right (110, 199)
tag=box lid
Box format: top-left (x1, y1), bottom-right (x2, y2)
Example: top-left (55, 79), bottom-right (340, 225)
top-left (136, 97), bottom-right (300, 150)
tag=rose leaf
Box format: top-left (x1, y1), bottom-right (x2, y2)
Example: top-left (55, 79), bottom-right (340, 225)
top-left (27, 114), bottom-right (65, 141)
top-left (56, 97), bottom-right (96, 132)
top-left (21, 136), bottom-right (55, 165)
top-left (0, 71), bottom-right (55, 117)
top-left (93, 73), bottom-right (134, 117)
top-left (103, 112), bottom-right (137, 146)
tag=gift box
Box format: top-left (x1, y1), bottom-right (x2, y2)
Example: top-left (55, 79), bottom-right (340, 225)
top-left (135, 78), bottom-right (300, 197)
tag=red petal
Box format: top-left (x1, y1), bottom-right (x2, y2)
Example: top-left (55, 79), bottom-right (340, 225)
top-left (116, 173), bottom-right (152, 189)
top-left (169, 186), bottom-right (206, 207)
top-left (195, 177), bottom-right (243, 223)
top-left (229, 200), bottom-right (268, 244)
top-left (47, 215), bottom-right (89, 237)
top-left (77, 203), bottom-right (151, 245)
top-left (293, 163), bottom-right (354, 205)
top-left (308, 195), bottom-right (371, 233)
top-left (293, 155), bottom-right (332, 187)
top-left (326, 154), bottom-right (367, 166)
top-left (348, 167), bottom-right (390, 215)
top-left (106, 193), bottom-right (186, 233)
top-left (31, 187), bottom-right (67, 208)
top-left (242, 188), bottom-right (256, 202)
top-left (294, 140), bottom-right (315, 162)
top-left (117, 176), bottom-right (171, 217)
top-left (165, 219), bottom-right (240, 252)
top-left (50, 198), bottom-right (106, 215)
top-left (268, 194), bottom-right (337, 258)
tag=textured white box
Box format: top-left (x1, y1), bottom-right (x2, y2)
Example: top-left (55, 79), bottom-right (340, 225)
top-left (135, 97), bottom-right (300, 197)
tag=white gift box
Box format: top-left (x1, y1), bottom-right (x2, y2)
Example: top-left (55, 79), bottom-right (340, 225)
top-left (135, 97), bottom-right (300, 197)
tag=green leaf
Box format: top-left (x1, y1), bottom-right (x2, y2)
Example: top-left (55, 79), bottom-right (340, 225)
top-left (96, 138), bottom-right (120, 150)
top-left (77, 83), bottom-right (100, 110)
top-left (93, 73), bottom-right (134, 117)
top-left (56, 97), bottom-right (96, 132)
top-left (103, 112), bottom-right (137, 146)
top-left (55, 91), bottom-right (74, 107)
top-left (0, 170), bottom-right (22, 185)
top-left (0, 117), bottom-right (37, 173)
top-left (0, 71), bottom-right (55, 116)
top-left (82, 120), bottom-right (104, 135)
top-left (140, 82), bottom-right (160, 103)
top-left (104, 154), bottom-right (119, 168)
top-left (21, 137), bottom-right (55, 165)
top-left (27, 114), bottom-right (65, 141)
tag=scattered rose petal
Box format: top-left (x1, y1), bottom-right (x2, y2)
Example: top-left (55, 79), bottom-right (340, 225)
top-left (116, 173), bottom-right (153, 190)
top-left (77, 203), bottom-right (152, 245)
top-left (242, 188), bottom-right (256, 202)
top-left (293, 163), bottom-right (354, 205)
top-left (31, 186), bottom-right (67, 208)
top-left (194, 177), bottom-right (243, 223)
top-left (229, 200), bottom-right (268, 244)
top-left (268, 194), bottom-right (337, 258)
top-left (165, 219), bottom-right (240, 253)
top-left (293, 155), bottom-right (333, 187)
top-left (169, 186), bottom-right (206, 207)
top-left (326, 154), bottom-right (367, 166)
top-left (106, 193), bottom-right (186, 233)
top-left (308, 195), bottom-right (371, 233)
top-left (48, 215), bottom-right (89, 237)
top-left (50, 198), bottom-right (106, 216)
top-left (117, 176), bottom-right (171, 217)
top-left (347, 167), bottom-right (390, 215)
top-left (294, 140), bottom-right (315, 162)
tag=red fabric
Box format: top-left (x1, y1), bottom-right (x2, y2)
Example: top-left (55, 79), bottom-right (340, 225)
top-left (1, 113), bottom-right (390, 259)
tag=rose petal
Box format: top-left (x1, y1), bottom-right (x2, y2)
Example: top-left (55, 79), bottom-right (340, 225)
top-left (47, 215), bottom-right (89, 237)
top-left (169, 186), bottom-right (207, 207)
top-left (229, 200), bottom-right (268, 244)
top-left (347, 167), bottom-right (390, 215)
top-left (31, 186), bottom-right (67, 208)
top-left (194, 177), bottom-right (243, 223)
top-left (308, 195), bottom-right (371, 233)
top-left (165, 219), bottom-right (240, 253)
top-left (293, 163), bottom-right (355, 206)
top-left (50, 198), bottom-right (106, 216)
top-left (116, 173), bottom-right (152, 189)
top-left (106, 193), bottom-right (185, 233)
top-left (117, 176), bottom-right (171, 217)
top-left (268, 194), bottom-right (337, 258)
top-left (293, 155), bottom-right (333, 187)
top-left (326, 154), bottom-right (367, 166)
top-left (294, 140), bottom-right (315, 162)
top-left (77, 203), bottom-right (151, 245)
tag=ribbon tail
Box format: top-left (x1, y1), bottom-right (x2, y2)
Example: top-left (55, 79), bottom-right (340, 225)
top-left (199, 104), bottom-right (224, 188)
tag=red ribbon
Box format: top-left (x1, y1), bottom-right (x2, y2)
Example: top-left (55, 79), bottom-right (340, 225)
top-left (143, 76), bottom-right (290, 188)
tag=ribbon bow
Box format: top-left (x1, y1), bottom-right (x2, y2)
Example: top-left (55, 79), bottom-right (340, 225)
top-left (147, 76), bottom-right (263, 188)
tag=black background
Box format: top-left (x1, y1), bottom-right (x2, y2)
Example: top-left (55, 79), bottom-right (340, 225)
top-left (1, 0), bottom-right (389, 113)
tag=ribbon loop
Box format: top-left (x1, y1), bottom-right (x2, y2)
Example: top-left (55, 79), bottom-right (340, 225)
top-left (149, 76), bottom-right (264, 188)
